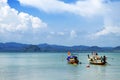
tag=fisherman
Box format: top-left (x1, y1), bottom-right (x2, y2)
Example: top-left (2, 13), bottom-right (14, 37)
top-left (103, 55), bottom-right (107, 63)
top-left (67, 51), bottom-right (71, 62)
top-left (88, 54), bottom-right (90, 59)
top-left (100, 56), bottom-right (103, 62)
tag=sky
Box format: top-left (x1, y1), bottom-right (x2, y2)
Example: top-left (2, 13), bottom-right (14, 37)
top-left (0, 0), bottom-right (120, 47)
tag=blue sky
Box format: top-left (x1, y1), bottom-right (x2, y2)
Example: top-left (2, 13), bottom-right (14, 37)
top-left (0, 0), bottom-right (120, 47)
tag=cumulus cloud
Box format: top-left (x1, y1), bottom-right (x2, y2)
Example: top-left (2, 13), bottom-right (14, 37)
top-left (18, 0), bottom-right (120, 37)
top-left (90, 26), bottom-right (120, 39)
top-left (0, 0), bottom-right (47, 43)
top-left (18, 0), bottom-right (105, 17)
top-left (92, 1), bottom-right (120, 38)
top-left (0, 0), bottom-right (7, 3)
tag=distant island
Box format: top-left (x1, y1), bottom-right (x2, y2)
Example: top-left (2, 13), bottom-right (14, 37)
top-left (0, 42), bottom-right (120, 53)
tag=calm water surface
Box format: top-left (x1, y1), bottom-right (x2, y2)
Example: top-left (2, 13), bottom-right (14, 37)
top-left (0, 52), bottom-right (120, 80)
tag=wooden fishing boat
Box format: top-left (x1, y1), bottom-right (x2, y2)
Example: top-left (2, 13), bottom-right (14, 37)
top-left (67, 51), bottom-right (79, 65)
top-left (88, 52), bottom-right (107, 65)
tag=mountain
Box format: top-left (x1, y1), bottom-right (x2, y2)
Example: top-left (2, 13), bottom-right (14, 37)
top-left (0, 42), bottom-right (27, 52)
top-left (0, 42), bottom-right (119, 52)
top-left (113, 46), bottom-right (120, 52)
top-left (24, 45), bottom-right (41, 52)
top-left (38, 44), bottom-right (70, 52)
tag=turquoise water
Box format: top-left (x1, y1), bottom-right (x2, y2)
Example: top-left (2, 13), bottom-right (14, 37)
top-left (0, 52), bottom-right (120, 80)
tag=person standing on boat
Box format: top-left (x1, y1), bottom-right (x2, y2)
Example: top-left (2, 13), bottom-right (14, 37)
top-left (88, 54), bottom-right (90, 59)
top-left (103, 55), bottom-right (107, 63)
top-left (67, 51), bottom-right (71, 62)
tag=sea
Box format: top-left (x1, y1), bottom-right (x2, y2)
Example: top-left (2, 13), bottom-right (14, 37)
top-left (0, 52), bottom-right (120, 80)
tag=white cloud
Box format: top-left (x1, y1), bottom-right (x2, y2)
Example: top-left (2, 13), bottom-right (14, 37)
top-left (0, 0), bottom-right (47, 43)
top-left (70, 30), bottom-right (77, 38)
top-left (18, 0), bottom-right (120, 38)
top-left (48, 31), bottom-right (65, 37)
top-left (0, 0), bottom-right (7, 3)
top-left (57, 32), bottom-right (65, 36)
top-left (49, 30), bottom-right (77, 38)
top-left (91, 1), bottom-right (120, 38)
top-left (92, 26), bottom-right (120, 38)
top-left (18, 0), bottom-right (105, 17)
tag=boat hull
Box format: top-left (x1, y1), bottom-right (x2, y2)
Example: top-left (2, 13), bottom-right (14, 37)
top-left (68, 61), bottom-right (78, 65)
top-left (68, 59), bottom-right (79, 64)
top-left (89, 61), bottom-right (106, 65)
